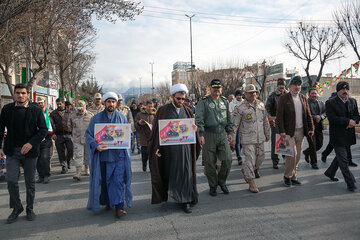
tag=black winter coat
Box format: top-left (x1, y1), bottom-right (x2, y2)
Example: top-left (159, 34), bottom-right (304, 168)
top-left (326, 96), bottom-right (359, 147)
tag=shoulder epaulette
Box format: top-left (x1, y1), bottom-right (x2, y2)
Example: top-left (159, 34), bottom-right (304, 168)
top-left (221, 96), bottom-right (227, 100)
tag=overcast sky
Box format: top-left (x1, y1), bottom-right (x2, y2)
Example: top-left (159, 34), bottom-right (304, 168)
top-left (92, 0), bottom-right (357, 91)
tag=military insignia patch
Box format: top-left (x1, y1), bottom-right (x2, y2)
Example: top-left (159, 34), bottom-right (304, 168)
top-left (209, 103), bottom-right (215, 108)
top-left (246, 114), bottom-right (252, 120)
top-left (220, 103), bottom-right (226, 109)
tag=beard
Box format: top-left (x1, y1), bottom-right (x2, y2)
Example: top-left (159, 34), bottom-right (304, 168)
top-left (174, 101), bottom-right (183, 108)
top-left (106, 106), bottom-right (115, 112)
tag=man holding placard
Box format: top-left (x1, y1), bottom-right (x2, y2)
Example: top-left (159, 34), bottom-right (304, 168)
top-left (149, 84), bottom-right (201, 214)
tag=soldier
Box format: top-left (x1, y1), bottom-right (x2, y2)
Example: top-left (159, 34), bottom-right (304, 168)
top-left (232, 84), bottom-right (270, 193)
top-left (195, 79), bottom-right (233, 196)
top-left (167, 123), bottom-right (179, 137)
top-left (101, 127), bottom-right (114, 141)
top-left (89, 93), bottom-right (104, 115)
top-left (72, 100), bottom-right (93, 180)
top-left (87, 98), bottom-right (94, 109)
top-left (116, 94), bottom-right (135, 140)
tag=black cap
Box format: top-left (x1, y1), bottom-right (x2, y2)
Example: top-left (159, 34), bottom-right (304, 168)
top-left (289, 76), bottom-right (302, 86)
top-left (277, 78), bottom-right (286, 86)
top-left (336, 81), bottom-right (349, 92)
top-left (234, 89), bottom-right (242, 96)
top-left (65, 101), bottom-right (71, 106)
top-left (152, 98), bottom-right (158, 103)
top-left (210, 79), bottom-right (222, 88)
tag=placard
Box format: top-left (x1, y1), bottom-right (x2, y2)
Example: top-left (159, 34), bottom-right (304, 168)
top-left (275, 134), bottom-right (295, 157)
top-left (159, 118), bottom-right (196, 146)
top-left (94, 123), bottom-right (131, 149)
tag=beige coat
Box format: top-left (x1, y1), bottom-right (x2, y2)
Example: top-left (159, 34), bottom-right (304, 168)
top-left (233, 99), bottom-right (270, 145)
top-left (72, 110), bottom-right (94, 144)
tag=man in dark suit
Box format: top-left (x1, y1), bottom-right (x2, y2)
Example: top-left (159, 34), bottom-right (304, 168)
top-left (303, 88), bottom-right (326, 169)
top-left (324, 81), bottom-right (358, 192)
top-left (276, 76), bottom-right (314, 187)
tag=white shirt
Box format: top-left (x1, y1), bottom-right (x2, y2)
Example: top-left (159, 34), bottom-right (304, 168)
top-left (229, 99), bottom-right (242, 113)
top-left (292, 93), bottom-right (303, 128)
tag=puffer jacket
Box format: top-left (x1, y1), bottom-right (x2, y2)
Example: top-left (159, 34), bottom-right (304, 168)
top-left (265, 89), bottom-right (288, 117)
top-left (233, 99), bottom-right (270, 144)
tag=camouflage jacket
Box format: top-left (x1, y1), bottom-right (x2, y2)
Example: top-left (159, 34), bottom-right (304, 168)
top-left (88, 104), bottom-right (104, 115)
top-left (72, 110), bottom-right (94, 144)
top-left (116, 105), bottom-right (135, 132)
top-left (232, 99), bottom-right (270, 144)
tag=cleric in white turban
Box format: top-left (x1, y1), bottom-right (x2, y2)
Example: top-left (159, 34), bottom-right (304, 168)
top-left (102, 92), bottom-right (118, 103)
top-left (148, 82), bottom-right (201, 214)
top-left (170, 83), bottom-right (189, 95)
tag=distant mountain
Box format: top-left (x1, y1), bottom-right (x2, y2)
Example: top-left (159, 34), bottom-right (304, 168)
top-left (102, 87), bottom-right (152, 98)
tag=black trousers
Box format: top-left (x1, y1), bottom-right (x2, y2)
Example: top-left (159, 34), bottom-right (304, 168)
top-left (324, 146), bottom-right (356, 187)
top-left (304, 127), bottom-right (323, 164)
top-left (322, 142), bottom-right (352, 162)
top-left (55, 135), bottom-right (73, 167)
top-left (36, 137), bottom-right (52, 178)
top-left (141, 146), bottom-right (149, 168)
top-left (6, 148), bottom-right (37, 211)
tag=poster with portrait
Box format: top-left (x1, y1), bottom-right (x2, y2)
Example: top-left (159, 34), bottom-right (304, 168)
top-left (275, 134), bottom-right (295, 157)
top-left (94, 123), bottom-right (131, 149)
top-left (159, 118), bottom-right (196, 146)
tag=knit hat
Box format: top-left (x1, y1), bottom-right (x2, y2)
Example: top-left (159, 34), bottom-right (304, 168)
top-left (277, 78), bottom-right (286, 86)
top-left (336, 81), bottom-right (349, 92)
top-left (289, 76), bottom-right (302, 86)
top-left (234, 89), bottom-right (243, 96)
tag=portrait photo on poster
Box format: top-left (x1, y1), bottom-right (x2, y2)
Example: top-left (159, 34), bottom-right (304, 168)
top-left (94, 123), bottom-right (131, 149)
top-left (158, 118), bottom-right (196, 146)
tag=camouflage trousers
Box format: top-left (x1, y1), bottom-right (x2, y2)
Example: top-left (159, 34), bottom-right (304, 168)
top-left (73, 143), bottom-right (88, 167)
top-left (242, 143), bottom-right (265, 179)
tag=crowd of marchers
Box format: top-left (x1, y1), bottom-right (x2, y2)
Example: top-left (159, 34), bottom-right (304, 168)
top-left (0, 76), bottom-right (358, 223)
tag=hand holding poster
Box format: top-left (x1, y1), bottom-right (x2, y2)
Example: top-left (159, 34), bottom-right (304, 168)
top-left (95, 123), bottom-right (131, 149)
top-left (275, 134), bottom-right (295, 157)
top-left (159, 118), bottom-right (196, 146)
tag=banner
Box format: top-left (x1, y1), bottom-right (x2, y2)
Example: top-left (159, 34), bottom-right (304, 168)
top-left (159, 118), bottom-right (196, 146)
top-left (94, 123), bottom-right (131, 149)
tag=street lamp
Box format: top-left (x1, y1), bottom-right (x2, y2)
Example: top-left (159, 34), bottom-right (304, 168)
top-left (185, 14), bottom-right (195, 95)
top-left (149, 62), bottom-right (154, 96)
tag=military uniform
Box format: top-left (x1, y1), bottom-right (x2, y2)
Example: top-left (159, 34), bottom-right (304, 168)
top-left (117, 105), bottom-right (135, 133)
top-left (72, 101), bottom-right (93, 180)
top-left (89, 104), bottom-right (104, 115)
top-left (195, 94), bottom-right (233, 190)
top-left (233, 84), bottom-right (270, 193)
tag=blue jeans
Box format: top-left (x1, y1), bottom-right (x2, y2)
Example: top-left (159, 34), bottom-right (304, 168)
top-left (235, 129), bottom-right (242, 158)
top-left (271, 126), bottom-right (280, 164)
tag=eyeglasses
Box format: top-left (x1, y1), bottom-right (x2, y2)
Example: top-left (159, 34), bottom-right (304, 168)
top-left (175, 97), bottom-right (186, 101)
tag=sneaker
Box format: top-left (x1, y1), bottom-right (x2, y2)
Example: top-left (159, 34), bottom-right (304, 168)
top-left (283, 176), bottom-right (291, 187)
top-left (7, 207), bottom-right (24, 224)
top-left (26, 209), bottom-right (36, 221)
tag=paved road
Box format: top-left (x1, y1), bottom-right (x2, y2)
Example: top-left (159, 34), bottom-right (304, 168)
top-left (1, 133), bottom-right (359, 240)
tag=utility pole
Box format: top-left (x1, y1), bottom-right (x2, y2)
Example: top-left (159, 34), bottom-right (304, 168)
top-left (150, 62), bottom-right (154, 96)
top-left (139, 77), bottom-right (142, 96)
top-left (185, 14), bottom-right (195, 95)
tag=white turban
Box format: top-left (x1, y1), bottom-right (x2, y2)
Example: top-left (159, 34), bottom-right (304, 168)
top-left (102, 92), bottom-right (118, 103)
top-left (170, 83), bottom-right (188, 95)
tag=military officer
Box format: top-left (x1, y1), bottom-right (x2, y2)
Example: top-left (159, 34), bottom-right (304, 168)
top-left (195, 79), bottom-right (233, 196)
top-left (116, 94), bottom-right (135, 137)
top-left (72, 100), bottom-right (93, 180)
top-left (101, 127), bottom-right (114, 142)
top-left (89, 93), bottom-right (105, 115)
top-left (232, 84), bottom-right (270, 193)
top-left (167, 123), bottom-right (179, 137)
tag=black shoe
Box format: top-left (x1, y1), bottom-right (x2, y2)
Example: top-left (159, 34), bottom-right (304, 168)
top-left (61, 166), bottom-right (67, 174)
top-left (142, 165), bottom-right (146, 172)
top-left (254, 170), bottom-right (260, 178)
top-left (138, 149), bottom-right (141, 155)
top-left (291, 179), bottom-right (302, 185)
top-left (283, 176), bottom-right (292, 187)
top-left (273, 164), bottom-right (279, 169)
top-left (131, 149), bottom-right (134, 153)
top-left (26, 209), bottom-right (36, 221)
top-left (182, 203), bottom-right (192, 214)
top-left (7, 207), bottom-right (24, 224)
top-left (220, 185), bottom-right (229, 194)
top-left (209, 187), bottom-right (217, 196)
top-left (347, 185), bottom-right (357, 192)
top-left (321, 155), bottom-right (327, 163)
top-left (36, 177), bottom-right (44, 183)
top-left (43, 176), bottom-right (49, 184)
top-left (311, 163), bottom-right (319, 169)
top-left (324, 172), bottom-right (339, 182)
top-left (237, 156), bottom-right (242, 166)
top-left (349, 162), bottom-right (358, 167)
top-left (303, 151), bottom-right (309, 163)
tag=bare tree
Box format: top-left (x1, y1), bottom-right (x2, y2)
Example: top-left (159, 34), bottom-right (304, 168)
top-left (334, 1), bottom-right (360, 60)
top-left (0, 0), bottom-right (35, 27)
top-left (285, 22), bottom-right (345, 87)
top-left (78, 77), bottom-right (103, 100)
top-left (154, 82), bottom-right (171, 104)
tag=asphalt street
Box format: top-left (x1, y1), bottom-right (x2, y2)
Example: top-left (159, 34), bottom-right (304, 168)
top-left (0, 132), bottom-right (359, 240)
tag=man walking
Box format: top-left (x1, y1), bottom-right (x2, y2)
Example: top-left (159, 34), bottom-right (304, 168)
top-left (130, 101), bottom-right (141, 154)
top-left (72, 100), bottom-right (93, 180)
top-left (230, 89), bottom-right (243, 165)
top-left (85, 92), bottom-right (132, 217)
top-left (0, 84), bottom-right (47, 223)
top-left (303, 88), bottom-right (326, 169)
top-left (232, 84), bottom-right (270, 193)
top-left (89, 93), bottom-right (104, 115)
top-left (50, 98), bottom-right (74, 174)
top-left (36, 97), bottom-right (55, 184)
top-left (265, 78), bottom-right (287, 169)
top-left (148, 84), bottom-right (201, 213)
top-left (324, 82), bottom-right (358, 192)
top-left (276, 76), bottom-right (314, 187)
top-left (116, 94), bottom-right (135, 142)
top-left (196, 79), bottom-right (233, 196)
top-left (135, 101), bottom-right (156, 172)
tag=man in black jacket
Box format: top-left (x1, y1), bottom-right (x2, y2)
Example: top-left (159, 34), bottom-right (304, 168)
top-left (324, 82), bottom-right (358, 192)
top-left (0, 84), bottom-right (47, 223)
